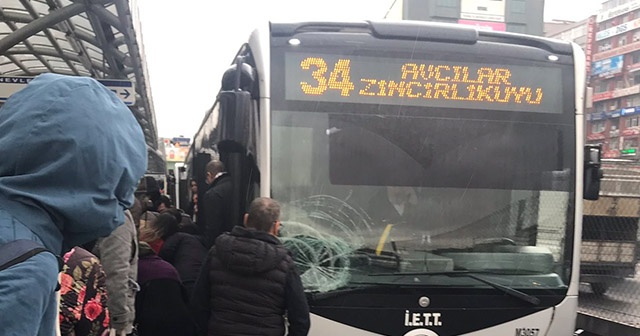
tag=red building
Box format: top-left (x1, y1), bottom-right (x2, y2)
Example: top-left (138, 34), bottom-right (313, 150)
top-left (588, 0), bottom-right (640, 159)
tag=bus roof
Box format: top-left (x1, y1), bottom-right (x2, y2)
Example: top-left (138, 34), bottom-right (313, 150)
top-left (270, 20), bottom-right (574, 55)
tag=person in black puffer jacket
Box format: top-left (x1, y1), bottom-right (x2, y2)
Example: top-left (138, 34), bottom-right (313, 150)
top-left (159, 229), bottom-right (207, 298)
top-left (191, 197), bottom-right (310, 336)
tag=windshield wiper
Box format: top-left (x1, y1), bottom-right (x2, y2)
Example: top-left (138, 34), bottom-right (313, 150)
top-left (368, 271), bottom-right (541, 306)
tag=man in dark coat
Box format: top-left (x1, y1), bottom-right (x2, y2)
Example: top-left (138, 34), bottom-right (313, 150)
top-left (191, 197), bottom-right (310, 336)
top-left (201, 160), bottom-right (234, 248)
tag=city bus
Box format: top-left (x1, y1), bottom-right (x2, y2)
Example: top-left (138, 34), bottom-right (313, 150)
top-left (185, 20), bottom-right (602, 336)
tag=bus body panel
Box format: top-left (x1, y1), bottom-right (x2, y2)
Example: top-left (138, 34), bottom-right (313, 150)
top-left (248, 25), bottom-right (272, 198)
top-left (546, 296), bottom-right (578, 336)
top-left (308, 296), bottom-right (577, 335)
top-left (570, 42), bottom-right (586, 297)
top-left (309, 314), bottom-right (383, 336)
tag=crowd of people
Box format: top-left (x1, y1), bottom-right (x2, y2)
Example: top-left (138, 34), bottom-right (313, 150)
top-left (0, 74), bottom-right (310, 336)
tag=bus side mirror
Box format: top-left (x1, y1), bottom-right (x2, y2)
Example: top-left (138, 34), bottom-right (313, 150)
top-left (584, 145), bottom-right (603, 200)
top-left (219, 90), bottom-right (251, 147)
top-left (219, 56), bottom-right (256, 146)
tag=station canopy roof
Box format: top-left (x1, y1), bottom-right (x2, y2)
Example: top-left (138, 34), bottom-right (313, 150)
top-left (0, 0), bottom-right (164, 173)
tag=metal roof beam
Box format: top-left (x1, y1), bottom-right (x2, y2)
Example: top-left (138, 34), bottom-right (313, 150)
top-left (7, 46), bottom-right (110, 73)
top-left (4, 68), bottom-right (79, 76)
top-left (0, 9), bottom-right (133, 68)
top-left (115, 0), bottom-right (158, 148)
top-left (68, 29), bottom-right (133, 67)
top-left (89, 5), bottom-right (124, 33)
top-left (0, 0), bottom-right (156, 157)
top-left (0, 2), bottom-right (86, 55)
top-left (86, 9), bottom-right (124, 78)
top-left (48, 0), bottom-right (98, 77)
top-left (19, 0), bottom-right (81, 76)
top-left (4, 54), bottom-right (33, 75)
top-left (112, 35), bottom-right (126, 46)
top-left (0, 7), bottom-right (57, 73)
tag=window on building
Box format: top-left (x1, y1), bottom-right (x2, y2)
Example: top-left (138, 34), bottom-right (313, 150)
top-left (597, 81), bottom-right (610, 93)
top-left (617, 80), bottom-right (625, 89)
top-left (626, 117), bottom-right (640, 127)
top-left (611, 121), bottom-right (619, 131)
top-left (620, 36), bottom-right (627, 46)
top-left (599, 42), bottom-right (612, 51)
top-left (632, 95), bottom-right (640, 106)
top-left (593, 121), bottom-right (606, 133)
top-left (610, 101), bottom-right (619, 110)
top-left (623, 138), bottom-right (639, 149)
top-left (634, 31), bottom-right (640, 42)
top-left (610, 137), bottom-right (620, 149)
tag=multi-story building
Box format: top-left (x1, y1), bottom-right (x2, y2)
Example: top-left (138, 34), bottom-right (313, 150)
top-left (588, 0), bottom-right (640, 159)
top-left (385, 0), bottom-right (544, 35)
top-left (545, 16), bottom-right (598, 121)
top-left (546, 17), bottom-right (598, 77)
top-left (546, 18), bottom-right (593, 53)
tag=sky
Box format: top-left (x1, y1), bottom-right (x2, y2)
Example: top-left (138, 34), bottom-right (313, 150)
top-left (136, 0), bottom-right (604, 139)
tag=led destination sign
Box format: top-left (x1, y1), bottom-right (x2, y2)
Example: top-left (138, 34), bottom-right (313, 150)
top-left (285, 53), bottom-right (563, 113)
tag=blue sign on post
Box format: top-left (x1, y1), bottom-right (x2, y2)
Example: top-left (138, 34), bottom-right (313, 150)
top-left (97, 79), bottom-right (135, 106)
top-left (0, 76), bottom-right (136, 105)
top-left (592, 55), bottom-right (624, 77)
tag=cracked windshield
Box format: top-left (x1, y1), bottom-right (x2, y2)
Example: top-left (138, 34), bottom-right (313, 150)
top-left (273, 100), bottom-right (575, 293)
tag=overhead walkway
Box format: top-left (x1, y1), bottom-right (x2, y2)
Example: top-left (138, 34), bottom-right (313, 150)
top-left (0, 0), bottom-right (164, 173)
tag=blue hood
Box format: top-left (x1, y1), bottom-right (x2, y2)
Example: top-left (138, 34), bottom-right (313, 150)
top-left (0, 73), bottom-right (147, 253)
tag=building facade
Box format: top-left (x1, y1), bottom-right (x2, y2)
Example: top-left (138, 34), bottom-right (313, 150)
top-left (385, 0), bottom-right (544, 35)
top-left (587, 0), bottom-right (640, 159)
top-left (546, 17), bottom-right (596, 75)
top-left (159, 136), bottom-right (190, 171)
top-left (545, 18), bottom-right (592, 51)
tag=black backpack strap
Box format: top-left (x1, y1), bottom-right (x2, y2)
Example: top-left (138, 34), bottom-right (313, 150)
top-left (0, 239), bottom-right (50, 272)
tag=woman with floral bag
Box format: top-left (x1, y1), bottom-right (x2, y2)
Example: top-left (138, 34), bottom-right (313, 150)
top-left (59, 247), bottom-right (110, 336)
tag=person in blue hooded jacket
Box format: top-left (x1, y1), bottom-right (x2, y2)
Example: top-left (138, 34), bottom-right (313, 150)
top-left (0, 73), bottom-right (147, 336)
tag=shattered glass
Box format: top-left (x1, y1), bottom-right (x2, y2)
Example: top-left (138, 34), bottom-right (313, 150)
top-left (271, 108), bottom-right (575, 292)
top-left (280, 195), bottom-right (373, 293)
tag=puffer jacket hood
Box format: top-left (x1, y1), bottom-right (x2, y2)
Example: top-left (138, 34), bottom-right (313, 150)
top-left (215, 226), bottom-right (288, 275)
top-left (0, 73), bottom-right (147, 253)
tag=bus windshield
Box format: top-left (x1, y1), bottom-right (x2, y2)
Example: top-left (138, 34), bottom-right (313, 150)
top-left (270, 37), bottom-right (576, 293)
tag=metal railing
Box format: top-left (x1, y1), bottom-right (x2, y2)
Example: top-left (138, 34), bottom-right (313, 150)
top-left (579, 163), bottom-right (640, 331)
